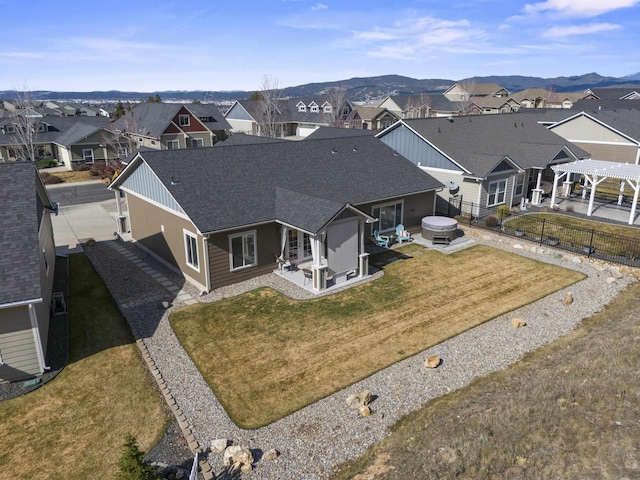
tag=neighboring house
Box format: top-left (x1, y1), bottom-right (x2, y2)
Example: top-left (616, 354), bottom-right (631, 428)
top-left (510, 88), bottom-right (585, 109)
top-left (109, 136), bottom-right (442, 293)
top-left (469, 96), bottom-right (520, 114)
top-left (354, 105), bottom-right (399, 130)
top-left (548, 108), bottom-right (640, 165)
top-left (113, 103), bottom-right (230, 150)
top-left (224, 97), bottom-right (362, 138)
top-left (0, 162), bottom-right (56, 383)
top-left (584, 87), bottom-right (640, 100)
top-left (376, 115), bottom-right (589, 215)
top-left (377, 94), bottom-right (461, 119)
top-left (0, 116), bottom-right (110, 163)
top-left (53, 122), bottom-right (129, 170)
top-left (443, 83), bottom-right (510, 102)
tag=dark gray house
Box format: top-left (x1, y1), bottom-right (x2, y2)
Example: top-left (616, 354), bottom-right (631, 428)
top-left (0, 162), bottom-right (56, 382)
top-left (110, 136), bottom-right (442, 292)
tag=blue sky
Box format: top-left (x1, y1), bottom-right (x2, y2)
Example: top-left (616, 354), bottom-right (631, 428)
top-left (1, 0), bottom-right (639, 92)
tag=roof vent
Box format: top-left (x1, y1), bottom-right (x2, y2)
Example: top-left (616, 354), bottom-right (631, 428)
top-left (353, 145), bottom-right (358, 152)
top-left (331, 148), bottom-right (337, 154)
top-left (170, 176), bottom-right (179, 186)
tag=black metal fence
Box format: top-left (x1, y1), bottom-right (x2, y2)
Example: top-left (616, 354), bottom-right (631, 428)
top-left (439, 199), bottom-right (640, 268)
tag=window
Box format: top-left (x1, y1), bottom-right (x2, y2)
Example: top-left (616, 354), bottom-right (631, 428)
top-left (515, 173), bottom-right (525, 196)
top-left (487, 179), bottom-right (507, 206)
top-left (323, 105), bottom-right (332, 113)
top-left (229, 230), bottom-right (257, 271)
top-left (179, 114), bottom-right (190, 126)
top-left (287, 229), bottom-right (312, 262)
top-left (43, 248), bottom-right (49, 276)
top-left (372, 201), bottom-right (403, 234)
top-left (5, 124), bottom-right (15, 133)
top-left (116, 147), bottom-right (128, 157)
top-left (167, 140), bottom-right (180, 150)
top-left (36, 123), bottom-right (45, 132)
top-left (191, 138), bottom-right (204, 148)
top-left (184, 230), bottom-right (199, 271)
top-left (82, 149), bottom-right (94, 164)
top-left (297, 103), bottom-right (307, 112)
top-left (310, 104), bottom-right (319, 112)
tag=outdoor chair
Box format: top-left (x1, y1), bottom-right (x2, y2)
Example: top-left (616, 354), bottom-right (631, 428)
top-left (373, 230), bottom-right (391, 248)
top-left (395, 224), bottom-right (412, 244)
top-left (275, 254), bottom-right (292, 273)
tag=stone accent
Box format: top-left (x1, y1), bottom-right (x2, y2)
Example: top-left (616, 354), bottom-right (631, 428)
top-left (346, 390), bottom-right (372, 408)
top-left (262, 448), bottom-right (279, 461)
top-left (223, 445), bottom-right (254, 472)
top-left (210, 438), bottom-right (228, 453)
top-left (562, 292), bottom-right (573, 306)
top-left (511, 318), bottom-right (526, 328)
top-left (425, 355), bottom-right (441, 368)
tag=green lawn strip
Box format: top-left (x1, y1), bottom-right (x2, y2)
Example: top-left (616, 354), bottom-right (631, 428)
top-left (0, 255), bottom-right (169, 479)
top-left (171, 244), bottom-right (585, 428)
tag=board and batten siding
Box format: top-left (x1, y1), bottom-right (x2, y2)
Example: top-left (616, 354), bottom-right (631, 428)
top-left (122, 160), bottom-right (186, 214)
top-left (207, 223), bottom-right (280, 289)
top-left (37, 206), bottom-right (56, 355)
top-left (0, 306), bottom-right (41, 383)
top-left (379, 124), bottom-right (462, 171)
top-left (127, 194), bottom-right (208, 292)
top-left (424, 169), bottom-right (480, 213)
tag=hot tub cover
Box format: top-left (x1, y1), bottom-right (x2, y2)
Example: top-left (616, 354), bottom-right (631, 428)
top-left (421, 216), bottom-right (458, 231)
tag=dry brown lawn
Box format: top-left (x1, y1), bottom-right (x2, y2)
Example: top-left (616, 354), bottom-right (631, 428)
top-left (43, 169), bottom-right (96, 183)
top-left (170, 244), bottom-right (585, 428)
top-left (332, 276), bottom-right (640, 480)
top-left (0, 255), bottom-right (169, 479)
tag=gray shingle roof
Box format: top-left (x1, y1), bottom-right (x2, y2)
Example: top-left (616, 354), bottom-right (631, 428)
top-left (0, 162), bottom-right (49, 305)
top-left (390, 114), bottom-right (590, 177)
top-left (118, 135), bottom-right (442, 234)
top-left (304, 127), bottom-right (375, 141)
top-left (53, 122), bottom-right (106, 147)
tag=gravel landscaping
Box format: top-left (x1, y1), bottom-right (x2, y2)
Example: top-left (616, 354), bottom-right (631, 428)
top-left (73, 229), bottom-right (636, 478)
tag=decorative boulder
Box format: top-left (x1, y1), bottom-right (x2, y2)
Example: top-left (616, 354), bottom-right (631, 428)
top-left (562, 292), bottom-right (573, 306)
top-left (262, 449), bottom-right (279, 461)
top-left (359, 406), bottom-right (372, 416)
top-left (223, 445), bottom-right (253, 472)
top-left (346, 390), bottom-right (372, 408)
top-left (425, 355), bottom-right (441, 368)
top-left (511, 318), bottom-right (526, 328)
top-left (210, 438), bottom-right (229, 453)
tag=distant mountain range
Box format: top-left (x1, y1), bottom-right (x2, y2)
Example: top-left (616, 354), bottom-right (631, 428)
top-left (2, 72), bottom-right (640, 104)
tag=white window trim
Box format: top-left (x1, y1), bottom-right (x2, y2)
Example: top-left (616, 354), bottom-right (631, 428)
top-left (82, 149), bottom-right (94, 164)
top-left (228, 230), bottom-right (257, 272)
top-left (184, 229), bottom-right (200, 272)
top-left (179, 114), bottom-right (190, 126)
top-left (515, 173), bottom-right (525, 196)
top-left (166, 140), bottom-right (180, 150)
top-left (192, 138), bottom-right (204, 148)
top-left (487, 179), bottom-right (507, 207)
top-left (371, 200), bottom-right (404, 234)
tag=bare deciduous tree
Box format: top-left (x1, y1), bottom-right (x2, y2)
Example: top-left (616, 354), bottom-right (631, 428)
top-left (256, 75), bottom-right (283, 137)
top-left (455, 78), bottom-right (477, 115)
top-left (326, 85), bottom-right (348, 127)
top-left (405, 93), bottom-right (431, 119)
top-left (6, 86), bottom-right (43, 162)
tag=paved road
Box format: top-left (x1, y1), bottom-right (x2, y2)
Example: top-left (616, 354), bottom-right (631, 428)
top-left (46, 180), bottom-right (113, 206)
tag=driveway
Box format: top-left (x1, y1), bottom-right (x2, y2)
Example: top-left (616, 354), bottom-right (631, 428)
top-left (47, 182), bottom-right (124, 255)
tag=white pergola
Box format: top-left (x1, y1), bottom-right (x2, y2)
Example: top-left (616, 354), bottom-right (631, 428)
top-left (550, 159), bottom-right (640, 225)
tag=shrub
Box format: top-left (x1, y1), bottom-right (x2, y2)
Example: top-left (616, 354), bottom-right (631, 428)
top-left (40, 172), bottom-right (63, 185)
top-left (115, 434), bottom-right (158, 480)
top-left (496, 205), bottom-right (510, 218)
top-left (485, 215), bottom-right (500, 228)
top-left (565, 205), bottom-right (574, 213)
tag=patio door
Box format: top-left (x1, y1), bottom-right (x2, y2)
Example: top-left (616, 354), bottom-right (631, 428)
top-left (288, 229), bottom-right (312, 262)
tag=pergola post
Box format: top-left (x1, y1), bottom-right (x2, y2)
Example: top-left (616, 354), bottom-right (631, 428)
top-left (618, 181), bottom-right (626, 206)
top-left (531, 169), bottom-right (544, 205)
top-left (628, 180), bottom-right (640, 226)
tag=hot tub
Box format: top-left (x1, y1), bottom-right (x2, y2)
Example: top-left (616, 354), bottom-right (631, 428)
top-left (421, 216), bottom-right (458, 242)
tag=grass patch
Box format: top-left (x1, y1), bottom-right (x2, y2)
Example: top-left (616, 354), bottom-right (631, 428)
top-left (0, 255), bottom-right (169, 479)
top-left (331, 280), bottom-right (640, 480)
top-left (170, 244), bottom-right (585, 428)
top-left (506, 213), bottom-right (640, 240)
top-left (51, 169), bottom-right (95, 183)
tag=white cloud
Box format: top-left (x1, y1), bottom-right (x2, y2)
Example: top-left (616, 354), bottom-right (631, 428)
top-left (543, 22), bottom-right (621, 37)
top-left (524, 0), bottom-right (640, 17)
top-left (311, 3), bottom-right (328, 11)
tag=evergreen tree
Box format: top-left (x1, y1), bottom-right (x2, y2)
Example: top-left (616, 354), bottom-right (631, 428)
top-left (113, 100), bottom-right (125, 120)
top-left (154, 94), bottom-right (161, 103)
top-left (115, 434), bottom-right (158, 480)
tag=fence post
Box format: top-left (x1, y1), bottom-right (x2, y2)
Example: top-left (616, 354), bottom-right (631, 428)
top-left (587, 229), bottom-right (595, 257)
top-left (470, 202), bottom-right (474, 225)
top-left (540, 218), bottom-right (546, 246)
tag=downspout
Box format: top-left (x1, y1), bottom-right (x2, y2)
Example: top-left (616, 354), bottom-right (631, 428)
top-left (203, 234), bottom-right (211, 293)
top-left (28, 303), bottom-right (49, 373)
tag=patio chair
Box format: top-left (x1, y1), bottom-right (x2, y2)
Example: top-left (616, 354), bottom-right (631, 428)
top-left (373, 230), bottom-right (391, 248)
top-left (275, 254), bottom-right (292, 273)
top-left (395, 224), bottom-right (412, 244)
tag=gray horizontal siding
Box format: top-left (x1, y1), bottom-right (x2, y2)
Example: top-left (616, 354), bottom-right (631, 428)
top-left (0, 307), bottom-right (40, 383)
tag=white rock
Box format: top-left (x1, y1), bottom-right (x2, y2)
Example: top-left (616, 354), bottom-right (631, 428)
top-left (210, 438), bottom-right (228, 453)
